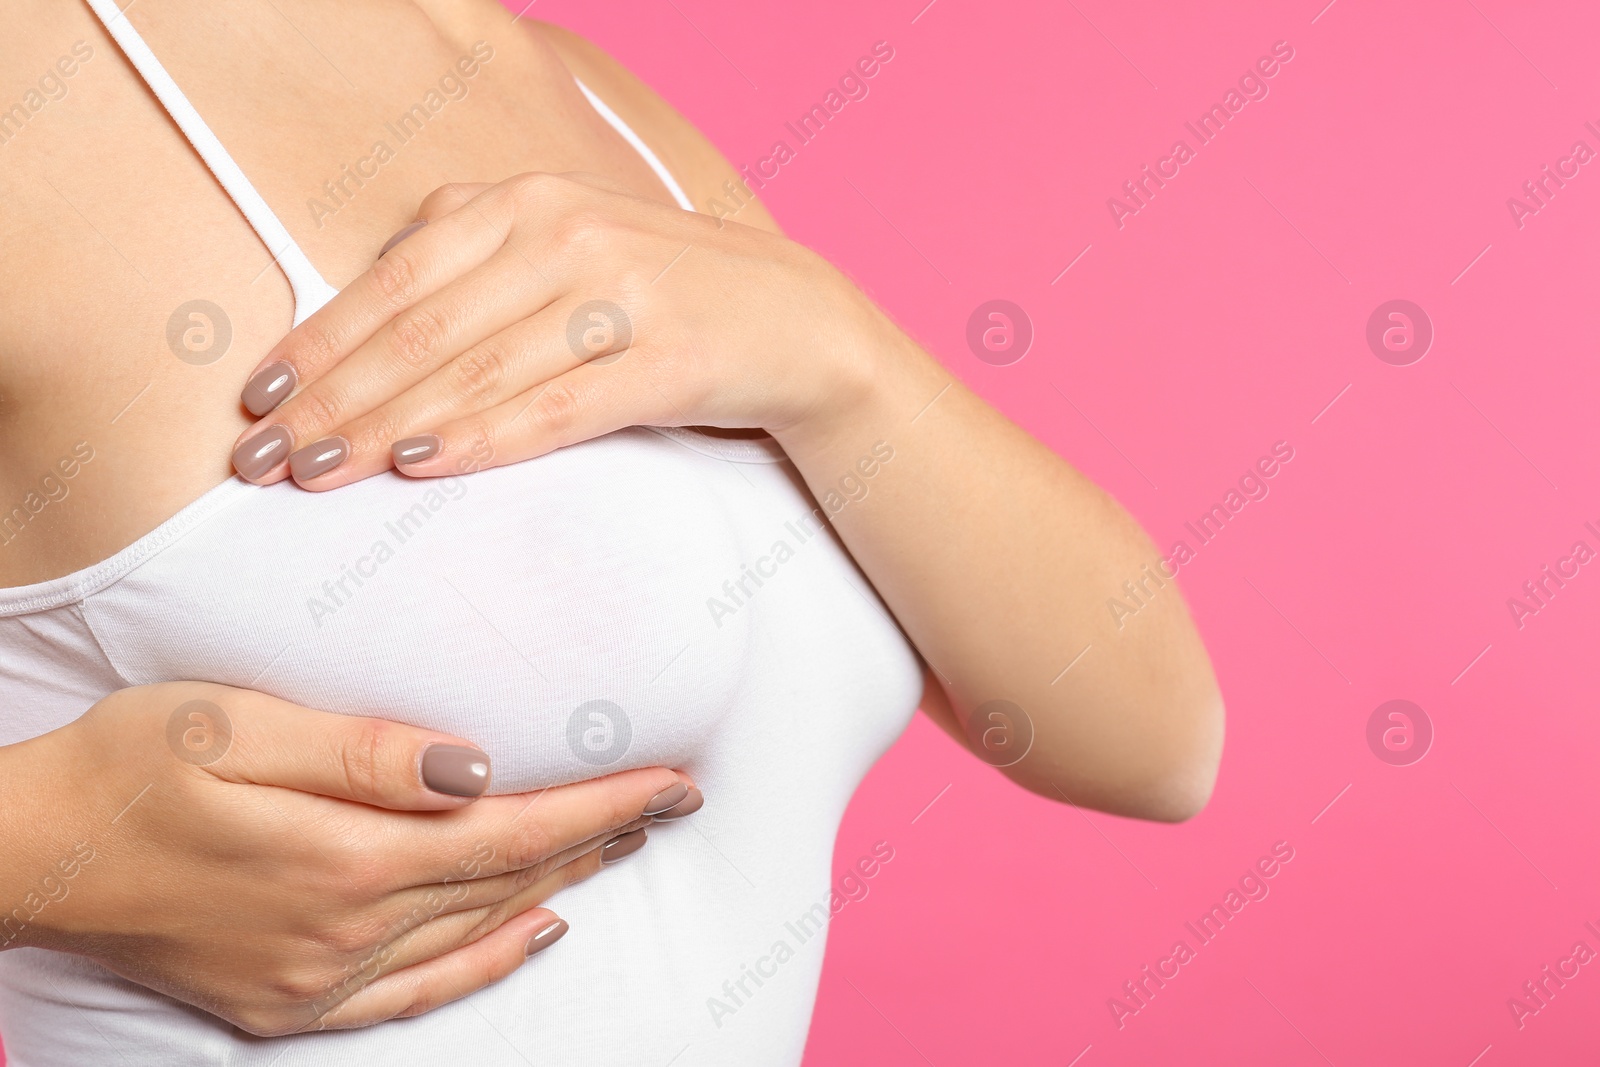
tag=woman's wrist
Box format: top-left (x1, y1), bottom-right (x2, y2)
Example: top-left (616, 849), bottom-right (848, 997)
top-left (0, 728), bottom-right (86, 952)
top-left (770, 270), bottom-right (946, 465)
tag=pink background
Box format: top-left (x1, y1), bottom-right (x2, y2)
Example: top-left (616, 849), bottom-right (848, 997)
top-left (13, 1), bottom-right (1595, 1063)
top-left (530, 0), bottom-right (1599, 1063)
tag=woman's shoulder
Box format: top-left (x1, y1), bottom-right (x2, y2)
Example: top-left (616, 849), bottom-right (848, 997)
top-left (531, 21), bottom-right (783, 236)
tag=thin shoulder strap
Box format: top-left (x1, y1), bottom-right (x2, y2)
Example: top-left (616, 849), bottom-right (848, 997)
top-left (85, 0), bottom-right (339, 324)
top-left (575, 78), bottom-right (696, 212)
top-left (87, 1), bottom-right (693, 324)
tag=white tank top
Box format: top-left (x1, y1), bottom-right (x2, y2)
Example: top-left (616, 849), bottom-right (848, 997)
top-left (0, 5), bottom-right (922, 1064)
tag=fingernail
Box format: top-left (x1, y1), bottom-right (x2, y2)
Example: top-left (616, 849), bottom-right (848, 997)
top-left (289, 436), bottom-right (350, 481)
top-left (525, 918), bottom-right (569, 957)
top-left (650, 785), bottom-right (704, 821)
top-left (600, 828), bottom-right (647, 865)
top-left (241, 361), bottom-right (297, 416)
top-left (392, 434), bottom-right (442, 466)
top-left (421, 744), bottom-right (492, 797)
top-left (642, 782), bottom-right (688, 816)
top-left (379, 219), bottom-right (427, 258)
top-left (232, 425), bottom-right (294, 481)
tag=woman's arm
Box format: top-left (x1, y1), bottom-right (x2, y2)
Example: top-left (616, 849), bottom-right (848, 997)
top-left (538, 25), bottom-right (1223, 820)
top-left (526, 25), bottom-right (1222, 820)
top-left (223, 25), bottom-right (1222, 824)
top-left (773, 323), bottom-right (1223, 821)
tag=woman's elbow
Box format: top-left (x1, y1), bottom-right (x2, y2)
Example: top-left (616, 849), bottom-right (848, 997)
top-left (1016, 687), bottom-right (1225, 824)
top-left (1126, 688), bottom-right (1226, 823)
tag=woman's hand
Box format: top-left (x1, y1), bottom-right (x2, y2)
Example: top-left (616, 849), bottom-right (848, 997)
top-left (229, 173), bottom-right (887, 486)
top-left (225, 169), bottom-right (1221, 824)
top-left (2, 681), bottom-right (700, 1036)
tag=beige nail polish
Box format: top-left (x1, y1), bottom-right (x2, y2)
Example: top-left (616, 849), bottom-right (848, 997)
top-left (642, 782), bottom-right (688, 816)
top-left (392, 434), bottom-right (442, 466)
top-left (651, 785), bottom-right (704, 821)
top-left (289, 437), bottom-right (350, 481)
top-left (232, 425), bottom-right (293, 481)
top-left (600, 828), bottom-right (648, 865)
top-left (420, 744), bottom-right (492, 797)
top-left (379, 219), bottom-right (427, 258)
top-left (525, 918), bottom-right (569, 957)
top-left (241, 361), bottom-right (296, 416)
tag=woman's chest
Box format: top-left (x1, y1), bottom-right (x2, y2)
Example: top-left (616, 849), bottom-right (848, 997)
top-left (0, 0), bottom-right (675, 587)
top-left (82, 432), bottom-right (921, 790)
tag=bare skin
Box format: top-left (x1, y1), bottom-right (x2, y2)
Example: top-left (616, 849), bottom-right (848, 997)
top-left (0, 0), bottom-right (739, 583)
top-left (3, 0), bottom-right (1220, 834)
top-left (0, 0), bottom-right (727, 1028)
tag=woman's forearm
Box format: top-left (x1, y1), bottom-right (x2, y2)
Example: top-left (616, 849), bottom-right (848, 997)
top-left (773, 294), bottom-right (1224, 821)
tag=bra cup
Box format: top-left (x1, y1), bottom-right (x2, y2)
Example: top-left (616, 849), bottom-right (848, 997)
top-left (86, 431), bottom-right (756, 790)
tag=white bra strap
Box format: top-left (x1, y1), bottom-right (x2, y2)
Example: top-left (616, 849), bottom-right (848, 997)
top-left (575, 78), bottom-right (695, 212)
top-left (85, 0), bottom-right (339, 324)
top-left (87, 1), bottom-right (692, 325)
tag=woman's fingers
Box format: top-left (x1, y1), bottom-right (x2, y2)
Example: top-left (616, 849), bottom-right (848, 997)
top-left (286, 294), bottom-right (607, 488)
top-left (402, 776), bottom-right (692, 917)
top-left (383, 765), bottom-right (689, 886)
top-left (262, 253), bottom-right (575, 489)
top-left (307, 906), bottom-right (567, 1031)
top-left (230, 188), bottom-right (514, 484)
top-left (311, 772), bottom-right (698, 1026)
top-left (392, 770), bottom-right (698, 901)
top-left (188, 688), bottom-right (496, 811)
top-left (304, 773), bottom-right (680, 1032)
top-left (401, 813), bottom-right (653, 919)
top-left (394, 357), bottom-right (678, 479)
top-left (651, 782), bottom-right (704, 820)
top-left (417, 182), bottom-right (496, 219)
top-left (361, 826), bottom-right (632, 989)
top-left (184, 688), bottom-right (697, 864)
top-left (379, 182), bottom-right (495, 258)
top-left (255, 183), bottom-right (500, 403)
top-left (231, 172), bottom-right (686, 488)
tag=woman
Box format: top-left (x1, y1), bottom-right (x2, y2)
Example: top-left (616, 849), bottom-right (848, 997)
top-left (0, 1), bottom-right (1224, 1064)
